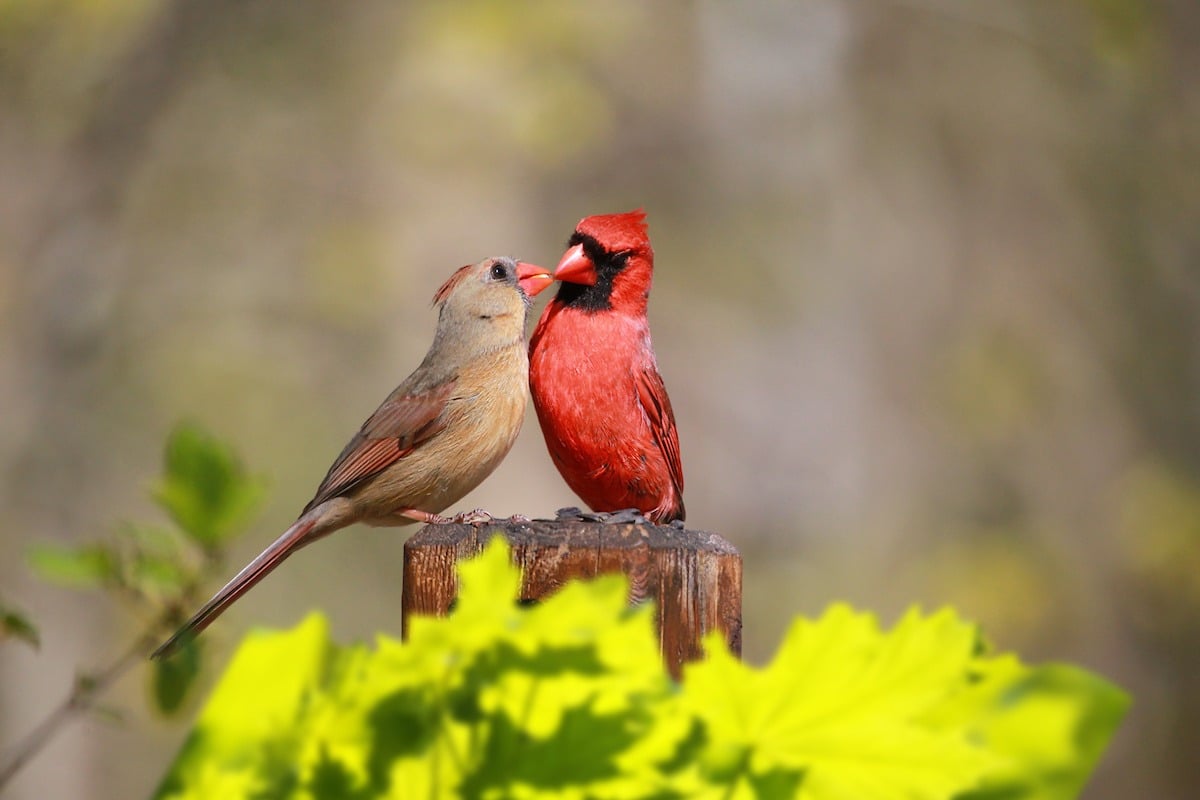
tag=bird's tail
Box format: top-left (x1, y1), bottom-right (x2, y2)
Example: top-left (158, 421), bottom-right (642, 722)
top-left (150, 507), bottom-right (326, 660)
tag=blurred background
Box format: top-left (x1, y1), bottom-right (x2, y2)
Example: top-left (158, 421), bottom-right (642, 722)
top-left (0, 0), bottom-right (1196, 797)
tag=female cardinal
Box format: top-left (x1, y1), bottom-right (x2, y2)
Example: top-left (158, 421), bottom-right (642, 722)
top-left (152, 256), bottom-right (553, 658)
top-left (528, 210), bottom-right (685, 523)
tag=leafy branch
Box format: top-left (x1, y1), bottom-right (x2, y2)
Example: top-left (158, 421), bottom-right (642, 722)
top-left (0, 422), bottom-right (266, 792)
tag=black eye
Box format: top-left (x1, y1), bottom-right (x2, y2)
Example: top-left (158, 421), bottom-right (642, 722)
top-left (490, 262), bottom-right (509, 281)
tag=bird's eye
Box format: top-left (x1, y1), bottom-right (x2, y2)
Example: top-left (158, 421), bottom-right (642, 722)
top-left (490, 262), bottom-right (509, 281)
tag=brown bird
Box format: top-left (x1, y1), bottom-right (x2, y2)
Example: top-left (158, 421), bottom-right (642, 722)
top-left (152, 257), bottom-right (553, 659)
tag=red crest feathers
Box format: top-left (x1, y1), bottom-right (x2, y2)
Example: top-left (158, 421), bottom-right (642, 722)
top-left (432, 263), bottom-right (475, 305)
top-left (575, 209), bottom-right (650, 254)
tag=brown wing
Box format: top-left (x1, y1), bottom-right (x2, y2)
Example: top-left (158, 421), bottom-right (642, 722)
top-left (636, 366), bottom-right (684, 500)
top-left (302, 380), bottom-right (456, 512)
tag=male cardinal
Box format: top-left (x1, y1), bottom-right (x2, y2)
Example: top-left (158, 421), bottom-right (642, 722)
top-left (152, 256), bottom-right (552, 659)
top-left (528, 210), bottom-right (684, 523)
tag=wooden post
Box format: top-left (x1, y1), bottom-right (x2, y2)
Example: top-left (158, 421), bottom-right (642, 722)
top-left (402, 516), bottom-right (742, 678)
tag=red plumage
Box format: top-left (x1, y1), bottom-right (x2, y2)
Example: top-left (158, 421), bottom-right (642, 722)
top-left (529, 210), bottom-right (685, 523)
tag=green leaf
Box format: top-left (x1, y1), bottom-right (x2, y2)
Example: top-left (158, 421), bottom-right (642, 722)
top-left (938, 658), bottom-right (1130, 800)
top-left (111, 522), bottom-right (191, 597)
top-left (130, 551), bottom-right (190, 595)
top-left (678, 605), bottom-right (1002, 799)
top-left (153, 638), bottom-right (203, 715)
top-left (153, 613), bottom-right (353, 799)
top-left (26, 542), bottom-right (118, 589)
top-left (152, 422), bottom-right (266, 547)
top-left (0, 603), bottom-right (40, 649)
top-left (365, 689), bottom-right (439, 789)
top-left (308, 746), bottom-right (362, 800)
top-left (459, 705), bottom-right (640, 797)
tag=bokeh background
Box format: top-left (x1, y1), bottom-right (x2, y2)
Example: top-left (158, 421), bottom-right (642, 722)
top-left (1, 1), bottom-right (1197, 797)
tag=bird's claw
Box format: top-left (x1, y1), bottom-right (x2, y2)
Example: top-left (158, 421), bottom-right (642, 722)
top-left (601, 508), bottom-right (648, 525)
top-left (452, 508), bottom-right (494, 526)
top-left (553, 506), bottom-right (647, 525)
top-left (555, 506), bottom-right (585, 521)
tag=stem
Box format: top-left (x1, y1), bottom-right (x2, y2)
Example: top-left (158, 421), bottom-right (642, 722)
top-left (0, 625), bottom-right (159, 789)
top-left (0, 574), bottom-right (210, 791)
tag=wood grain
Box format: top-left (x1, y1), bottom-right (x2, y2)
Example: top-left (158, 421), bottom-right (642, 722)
top-left (401, 518), bottom-right (742, 678)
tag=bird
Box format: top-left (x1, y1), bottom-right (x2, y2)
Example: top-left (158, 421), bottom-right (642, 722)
top-left (152, 256), bottom-right (553, 659)
top-left (528, 210), bottom-right (685, 524)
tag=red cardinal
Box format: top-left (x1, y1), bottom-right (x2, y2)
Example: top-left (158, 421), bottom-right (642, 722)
top-left (529, 210), bottom-right (684, 523)
top-left (152, 257), bottom-right (553, 658)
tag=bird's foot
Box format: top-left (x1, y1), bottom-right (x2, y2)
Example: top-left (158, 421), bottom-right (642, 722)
top-left (600, 508), bottom-right (649, 525)
top-left (397, 507), bottom-right (498, 526)
top-left (505, 513), bottom-right (531, 524)
top-left (553, 506), bottom-right (648, 525)
top-left (554, 506), bottom-right (585, 521)
top-left (451, 508), bottom-right (494, 526)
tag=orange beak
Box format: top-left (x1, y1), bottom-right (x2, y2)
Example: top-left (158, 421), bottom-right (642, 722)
top-left (516, 261), bottom-right (553, 297)
top-left (553, 243), bottom-right (598, 286)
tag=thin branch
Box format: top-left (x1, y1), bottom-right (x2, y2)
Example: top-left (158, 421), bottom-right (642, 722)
top-left (0, 624), bottom-right (157, 788)
top-left (0, 577), bottom-right (210, 791)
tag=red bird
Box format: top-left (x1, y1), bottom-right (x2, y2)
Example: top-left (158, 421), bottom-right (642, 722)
top-left (529, 210), bottom-right (685, 523)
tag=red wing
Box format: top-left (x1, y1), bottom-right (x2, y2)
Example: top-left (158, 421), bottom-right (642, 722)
top-left (303, 380), bottom-right (456, 511)
top-left (636, 367), bottom-right (684, 498)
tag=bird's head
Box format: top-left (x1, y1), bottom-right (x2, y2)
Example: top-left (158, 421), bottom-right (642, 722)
top-left (432, 256), bottom-right (552, 343)
top-left (552, 209), bottom-right (654, 313)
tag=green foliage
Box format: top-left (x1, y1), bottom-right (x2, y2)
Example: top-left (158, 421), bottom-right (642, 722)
top-left (153, 421), bottom-right (268, 548)
top-left (26, 423), bottom-right (265, 603)
top-left (0, 601), bottom-right (40, 649)
top-left (23, 421), bottom-right (266, 716)
top-left (154, 540), bottom-right (1127, 800)
top-left (27, 542), bottom-right (119, 589)
top-left (154, 640), bottom-right (204, 716)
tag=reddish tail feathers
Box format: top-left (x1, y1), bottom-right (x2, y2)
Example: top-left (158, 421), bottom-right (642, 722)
top-left (151, 509), bottom-right (324, 659)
